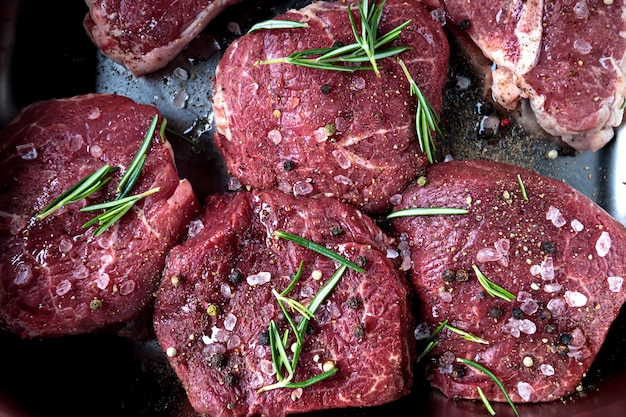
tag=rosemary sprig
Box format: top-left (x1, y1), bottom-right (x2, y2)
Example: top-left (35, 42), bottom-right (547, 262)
top-left (398, 58), bottom-right (442, 164)
top-left (472, 265), bottom-right (516, 302)
top-left (248, 19), bottom-right (309, 33)
top-left (259, 264), bottom-right (348, 392)
top-left (256, 0), bottom-right (411, 73)
top-left (81, 187), bottom-right (160, 236)
top-left (274, 230), bottom-right (364, 273)
top-left (456, 357), bottom-right (520, 417)
top-left (477, 386), bottom-right (496, 416)
top-left (35, 114), bottom-right (164, 236)
top-left (517, 174), bottom-right (528, 201)
top-left (387, 207), bottom-right (468, 219)
top-left (444, 323), bottom-right (489, 345)
top-left (35, 164), bottom-right (118, 220)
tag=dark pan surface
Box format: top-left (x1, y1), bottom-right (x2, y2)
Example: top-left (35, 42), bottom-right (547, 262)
top-left (1, 1), bottom-right (625, 416)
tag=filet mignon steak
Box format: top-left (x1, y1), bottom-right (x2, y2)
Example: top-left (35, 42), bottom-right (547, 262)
top-left (212, 0), bottom-right (449, 214)
top-left (390, 160), bottom-right (626, 403)
top-left (83, 0), bottom-right (242, 76)
top-left (154, 189), bottom-right (414, 416)
top-left (430, 0), bottom-right (626, 151)
top-left (0, 94), bottom-right (199, 338)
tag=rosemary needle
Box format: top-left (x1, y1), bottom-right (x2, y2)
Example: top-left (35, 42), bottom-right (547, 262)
top-left (398, 58), bottom-right (442, 164)
top-left (456, 358), bottom-right (520, 417)
top-left (472, 264), bottom-right (516, 302)
top-left (36, 164), bottom-right (118, 220)
top-left (274, 230), bottom-right (364, 273)
top-left (387, 207), bottom-right (468, 219)
top-left (247, 19), bottom-right (309, 33)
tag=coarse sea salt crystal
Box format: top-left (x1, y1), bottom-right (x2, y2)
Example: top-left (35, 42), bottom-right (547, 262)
top-left (546, 206), bottom-right (567, 227)
top-left (56, 279), bottom-right (72, 296)
top-left (517, 381), bottom-right (533, 402)
top-left (293, 181), bottom-right (313, 196)
top-left (608, 276), bottom-right (624, 292)
top-left (247, 272), bottom-right (271, 286)
top-left (268, 129), bottom-right (282, 144)
top-left (224, 313), bottom-right (237, 331)
top-left (564, 290), bottom-right (588, 307)
top-left (596, 231), bottom-right (611, 257)
top-left (571, 219), bottom-right (584, 232)
top-left (540, 364), bottom-right (555, 376)
top-left (519, 319), bottom-right (537, 335)
top-left (546, 297), bottom-right (567, 317)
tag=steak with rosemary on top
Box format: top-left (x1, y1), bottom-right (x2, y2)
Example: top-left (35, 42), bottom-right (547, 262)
top-left (212, 0), bottom-right (449, 214)
top-left (390, 160), bottom-right (626, 403)
top-left (153, 189), bottom-right (414, 416)
top-left (0, 94), bottom-right (199, 338)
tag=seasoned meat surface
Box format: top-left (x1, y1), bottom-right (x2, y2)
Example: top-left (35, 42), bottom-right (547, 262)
top-left (154, 189), bottom-right (414, 416)
top-left (0, 94), bottom-right (199, 338)
top-left (429, 0), bottom-right (626, 151)
top-left (84, 0), bottom-right (241, 76)
top-left (213, 0), bottom-right (449, 214)
top-left (390, 160), bottom-right (626, 403)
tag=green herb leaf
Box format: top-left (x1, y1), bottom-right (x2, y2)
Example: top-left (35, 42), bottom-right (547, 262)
top-left (36, 164), bottom-right (118, 220)
top-left (274, 230), bottom-right (364, 273)
top-left (444, 323), bottom-right (489, 345)
top-left (248, 19), bottom-right (309, 33)
top-left (517, 174), bottom-right (528, 201)
top-left (477, 386), bottom-right (496, 416)
top-left (472, 264), bottom-right (516, 302)
top-left (416, 320), bottom-right (447, 363)
top-left (81, 187), bottom-right (160, 236)
top-left (387, 207), bottom-right (469, 219)
top-left (398, 58), bottom-right (442, 164)
top-left (456, 357), bottom-right (520, 417)
top-left (117, 114), bottom-right (160, 199)
top-left (256, 0), bottom-right (410, 74)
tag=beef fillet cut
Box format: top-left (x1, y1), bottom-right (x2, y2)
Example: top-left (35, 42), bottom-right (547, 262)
top-left (154, 189), bottom-right (414, 416)
top-left (427, 0), bottom-right (626, 151)
top-left (212, 0), bottom-right (449, 214)
top-left (0, 94), bottom-right (199, 338)
top-left (84, 0), bottom-right (241, 76)
top-left (390, 160), bottom-right (626, 403)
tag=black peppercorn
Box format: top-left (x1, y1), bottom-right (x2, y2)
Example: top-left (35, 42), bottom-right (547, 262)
top-left (331, 225), bottom-right (344, 236)
top-left (209, 353), bottom-right (227, 369)
top-left (539, 309), bottom-right (552, 320)
top-left (320, 84), bottom-right (331, 94)
top-left (455, 269), bottom-right (469, 282)
top-left (259, 330), bottom-right (270, 346)
top-left (355, 255), bottom-right (367, 268)
top-left (459, 19), bottom-right (471, 30)
top-left (442, 269), bottom-right (456, 282)
top-left (555, 344), bottom-right (569, 356)
top-left (353, 324), bottom-right (366, 339)
top-left (545, 324), bottom-right (557, 334)
top-left (228, 269), bottom-right (242, 285)
top-left (541, 241), bottom-right (556, 254)
top-left (347, 296), bottom-right (360, 309)
top-left (224, 372), bottom-right (236, 386)
top-left (512, 307), bottom-right (524, 319)
top-left (306, 323), bottom-right (316, 335)
top-left (489, 306), bottom-right (503, 319)
top-left (452, 365), bottom-right (466, 379)
top-left (283, 160), bottom-right (296, 172)
top-left (560, 333), bottom-right (573, 345)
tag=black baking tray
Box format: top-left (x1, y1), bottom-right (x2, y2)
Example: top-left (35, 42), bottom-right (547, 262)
top-left (1, 1), bottom-right (625, 416)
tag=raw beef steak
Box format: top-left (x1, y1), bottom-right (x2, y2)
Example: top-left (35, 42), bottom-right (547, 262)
top-left (0, 94), bottom-right (199, 338)
top-left (212, 0), bottom-right (449, 214)
top-left (390, 160), bottom-right (626, 403)
top-left (84, 0), bottom-right (241, 76)
top-left (428, 0), bottom-right (626, 151)
top-left (154, 189), bottom-right (414, 416)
